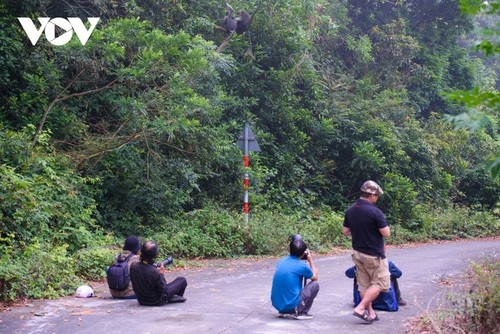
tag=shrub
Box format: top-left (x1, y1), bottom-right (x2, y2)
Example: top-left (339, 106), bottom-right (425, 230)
top-left (407, 256), bottom-right (500, 334)
top-left (0, 242), bottom-right (82, 301)
top-left (0, 256), bottom-right (28, 302)
top-left (73, 246), bottom-right (117, 281)
top-left (420, 205), bottom-right (499, 240)
top-left (381, 172), bottom-right (423, 229)
top-left (24, 243), bottom-right (83, 299)
top-left (245, 210), bottom-right (300, 256)
top-left (387, 224), bottom-right (430, 244)
top-left (459, 257), bottom-right (500, 333)
top-left (149, 205), bottom-right (346, 258)
top-left (0, 127), bottom-right (101, 253)
top-left (152, 204), bottom-right (245, 258)
top-left (244, 206), bottom-right (346, 255)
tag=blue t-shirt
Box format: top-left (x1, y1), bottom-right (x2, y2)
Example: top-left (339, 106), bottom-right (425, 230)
top-left (270, 255), bottom-right (313, 313)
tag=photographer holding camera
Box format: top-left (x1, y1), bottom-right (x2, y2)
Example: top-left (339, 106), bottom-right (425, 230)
top-left (130, 241), bottom-right (187, 306)
top-left (271, 234), bottom-right (319, 320)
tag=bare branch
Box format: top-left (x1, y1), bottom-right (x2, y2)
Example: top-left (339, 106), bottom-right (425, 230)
top-left (31, 76), bottom-right (119, 148)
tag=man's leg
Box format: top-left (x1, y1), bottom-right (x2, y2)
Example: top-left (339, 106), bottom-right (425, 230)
top-left (166, 276), bottom-right (188, 302)
top-left (352, 255), bottom-right (390, 321)
top-left (352, 253), bottom-right (376, 319)
top-left (354, 285), bottom-right (380, 319)
top-left (296, 280), bottom-right (319, 315)
top-left (391, 277), bottom-right (406, 305)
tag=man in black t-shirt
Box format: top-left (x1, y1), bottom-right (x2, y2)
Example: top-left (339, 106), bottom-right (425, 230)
top-left (130, 241), bottom-right (187, 306)
top-left (343, 180), bottom-right (391, 323)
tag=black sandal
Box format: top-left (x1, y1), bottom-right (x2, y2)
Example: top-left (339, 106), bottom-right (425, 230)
top-left (353, 310), bottom-right (374, 323)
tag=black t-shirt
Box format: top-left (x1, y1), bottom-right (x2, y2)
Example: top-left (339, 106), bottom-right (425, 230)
top-left (130, 261), bottom-right (168, 306)
top-left (343, 198), bottom-right (388, 258)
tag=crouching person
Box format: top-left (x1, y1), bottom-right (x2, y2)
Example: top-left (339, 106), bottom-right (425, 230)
top-left (271, 235), bottom-right (319, 320)
top-left (130, 241), bottom-right (187, 306)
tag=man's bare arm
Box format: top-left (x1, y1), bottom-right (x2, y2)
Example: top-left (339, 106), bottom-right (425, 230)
top-left (379, 226), bottom-right (390, 238)
top-left (306, 250), bottom-right (319, 281)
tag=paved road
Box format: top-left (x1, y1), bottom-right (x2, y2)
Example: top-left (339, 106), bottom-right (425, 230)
top-left (1, 239), bottom-right (498, 334)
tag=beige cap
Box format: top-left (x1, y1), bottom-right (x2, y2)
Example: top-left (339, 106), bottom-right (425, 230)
top-left (361, 180), bottom-right (384, 195)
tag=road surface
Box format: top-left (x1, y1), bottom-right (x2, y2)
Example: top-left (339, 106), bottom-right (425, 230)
top-left (0, 239), bottom-right (498, 334)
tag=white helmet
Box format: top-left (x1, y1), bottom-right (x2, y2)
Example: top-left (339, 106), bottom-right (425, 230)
top-left (75, 285), bottom-right (94, 298)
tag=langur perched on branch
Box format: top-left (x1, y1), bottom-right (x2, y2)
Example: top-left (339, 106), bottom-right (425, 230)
top-left (223, 2), bottom-right (237, 34)
top-left (217, 2), bottom-right (261, 54)
top-left (222, 2), bottom-right (254, 35)
top-left (235, 10), bottom-right (251, 34)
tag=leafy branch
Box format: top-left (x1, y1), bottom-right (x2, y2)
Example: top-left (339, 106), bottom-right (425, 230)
top-left (31, 70), bottom-right (119, 148)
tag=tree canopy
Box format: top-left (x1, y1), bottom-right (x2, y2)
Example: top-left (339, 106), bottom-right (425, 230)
top-left (1, 0), bottom-right (498, 245)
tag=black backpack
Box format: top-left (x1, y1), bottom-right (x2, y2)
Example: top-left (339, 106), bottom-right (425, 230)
top-left (106, 253), bottom-right (134, 291)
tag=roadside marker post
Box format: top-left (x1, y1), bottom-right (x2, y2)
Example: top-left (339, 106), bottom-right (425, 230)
top-left (236, 123), bottom-right (260, 223)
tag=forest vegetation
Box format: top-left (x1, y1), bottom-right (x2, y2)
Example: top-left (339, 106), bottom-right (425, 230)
top-left (0, 0), bottom-right (498, 302)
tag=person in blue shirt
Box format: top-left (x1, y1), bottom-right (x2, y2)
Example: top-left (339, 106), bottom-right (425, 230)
top-left (271, 234), bottom-right (319, 320)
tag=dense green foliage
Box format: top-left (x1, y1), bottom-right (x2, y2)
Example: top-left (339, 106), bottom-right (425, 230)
top-left (0, 0), bottom-right (498, 301)
top-left (444, 0), bottom-right (500, 178)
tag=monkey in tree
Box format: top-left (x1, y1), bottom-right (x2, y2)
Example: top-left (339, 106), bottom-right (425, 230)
top-left (235, 10), bottom-right (251, 34)
top-left (217, 2), bottom-right (261, 54)
top-left (223, 2), bottom-right (237, 34)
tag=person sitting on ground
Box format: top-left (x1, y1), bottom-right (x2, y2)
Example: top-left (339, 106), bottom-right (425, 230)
top-left (108, 236), bottom-right (141, 299)
top-left (270, 234), bottom-right (319, 320)
top-left (345, 260), bottom-right (407, 311)
top-left (130, 240), bottom-right (187, 306)
top-left (391, 264), bottom-right (407, 306)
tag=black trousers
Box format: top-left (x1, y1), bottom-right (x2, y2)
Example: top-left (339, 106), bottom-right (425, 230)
top-left (165, 276), bottom-right (187, 298)
top-left (391, 276), bottom-right (401, 301)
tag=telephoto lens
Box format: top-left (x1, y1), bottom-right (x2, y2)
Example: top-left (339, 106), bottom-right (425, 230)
top-left (154, 256), bottom-right (174, 267)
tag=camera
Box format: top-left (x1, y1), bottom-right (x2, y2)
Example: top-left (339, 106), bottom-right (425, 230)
top-left (301, 249), bottom-right (309, 260)
top-left (154, 256), bottom-right (174, 268)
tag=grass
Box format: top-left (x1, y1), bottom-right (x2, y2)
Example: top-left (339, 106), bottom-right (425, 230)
top-left (405, 255), bottom-right (500, 334)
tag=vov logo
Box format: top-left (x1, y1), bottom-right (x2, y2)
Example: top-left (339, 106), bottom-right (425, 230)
top-left (18, 17), bottom-right (100, 46)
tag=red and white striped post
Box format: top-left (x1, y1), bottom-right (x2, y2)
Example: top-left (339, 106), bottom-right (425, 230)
top-left (243, 171), bottom-right (249, 221)
top-left (237, 123), bottom-right (260, 223)
top-left (243, 126), bottom-right (250, 223)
